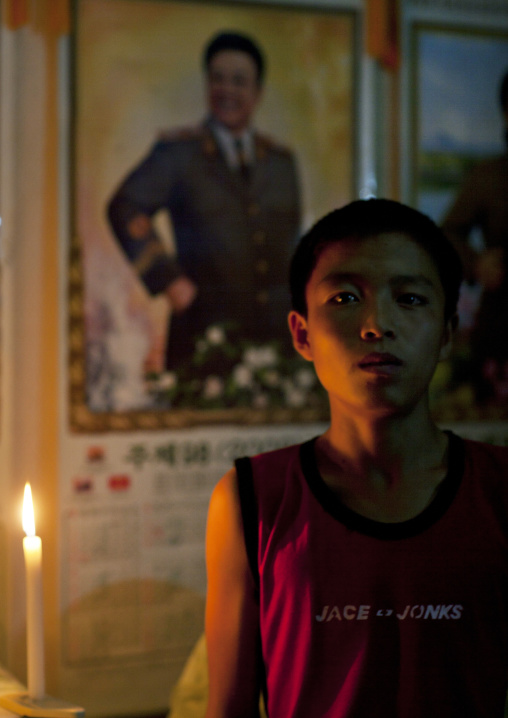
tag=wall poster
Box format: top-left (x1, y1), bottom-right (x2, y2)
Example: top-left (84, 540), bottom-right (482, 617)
top-left (69, 0), bottom-right (357, 431)
top-left (411, 23), bottom-right (508, 424)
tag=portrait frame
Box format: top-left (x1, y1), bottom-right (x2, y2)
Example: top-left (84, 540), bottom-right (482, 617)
top-left (404, 20), bottom-right (508, 425)
top-left (68, 0), bottom-right (360, 432)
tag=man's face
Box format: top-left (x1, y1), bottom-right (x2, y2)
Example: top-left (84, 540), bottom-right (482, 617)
top-left (289, 232), bottom-right (454, 418)
top-left (206, 49), bottom-right (262, 134)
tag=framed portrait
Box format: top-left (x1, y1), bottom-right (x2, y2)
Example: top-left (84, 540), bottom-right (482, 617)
top-left (410, 22), bottom-right (508, 422)
top-left (69, 0), bottom-right (358, 431)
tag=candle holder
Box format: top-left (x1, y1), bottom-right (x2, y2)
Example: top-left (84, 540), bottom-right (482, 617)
top-left (0, 693), bottom-right (85, 718)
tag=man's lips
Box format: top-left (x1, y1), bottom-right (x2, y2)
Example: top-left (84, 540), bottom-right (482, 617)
top-left (358, 353), bottom-right (403, 372)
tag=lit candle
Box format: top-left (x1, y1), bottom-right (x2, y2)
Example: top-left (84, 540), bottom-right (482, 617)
top-left (22, 483), bottom-right (45, 699)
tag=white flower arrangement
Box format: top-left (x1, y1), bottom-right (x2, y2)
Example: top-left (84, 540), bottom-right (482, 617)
top-left (144, 322), bottom-right (328, 412)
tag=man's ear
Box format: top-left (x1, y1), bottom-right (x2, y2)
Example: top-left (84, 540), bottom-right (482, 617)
top-left (438, 314), bottom-right (458, 362)
top-left (288, 311), bottom-right (313, 361)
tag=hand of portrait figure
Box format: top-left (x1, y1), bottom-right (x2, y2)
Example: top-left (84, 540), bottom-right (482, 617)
top-left (143, 335), bottom-right (166, 374)
top-left (475, 247), bottom-right (505, 291)
top-left (165, 275), bottom-right (198, 314)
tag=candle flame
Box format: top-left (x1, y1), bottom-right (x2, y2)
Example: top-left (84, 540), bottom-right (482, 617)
top-left (23, 483), bottom-right (36, 537)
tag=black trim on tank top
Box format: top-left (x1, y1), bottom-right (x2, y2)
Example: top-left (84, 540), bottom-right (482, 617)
top-left (299, 431), bottom-right (465, 540)
top-left (235, 456), bottom-right (260, 591)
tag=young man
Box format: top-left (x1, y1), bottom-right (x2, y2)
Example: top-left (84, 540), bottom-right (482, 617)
top-left (205, 199), bottom-right (508, 718)
top-left (107, 31), bottom-right (300, 372)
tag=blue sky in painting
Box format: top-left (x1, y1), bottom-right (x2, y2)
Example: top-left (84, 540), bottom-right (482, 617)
top-left (419, 30), bottom-right (508, 155)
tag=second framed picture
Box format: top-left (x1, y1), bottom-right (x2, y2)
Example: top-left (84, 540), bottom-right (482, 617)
top-left (411, 22), bottom-right (508, 422)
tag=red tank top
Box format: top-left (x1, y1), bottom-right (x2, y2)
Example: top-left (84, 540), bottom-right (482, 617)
top-left (236, 432), bottom-right (508, 717)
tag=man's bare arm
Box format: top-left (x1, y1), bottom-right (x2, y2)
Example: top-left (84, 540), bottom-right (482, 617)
top-left (205, 468), bottom-right (262, 718)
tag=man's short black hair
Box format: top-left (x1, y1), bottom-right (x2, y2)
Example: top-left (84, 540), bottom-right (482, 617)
top-left (289, 198), bottom-right (463, 323)
top-left (204, 31), bottom-right (265, 84)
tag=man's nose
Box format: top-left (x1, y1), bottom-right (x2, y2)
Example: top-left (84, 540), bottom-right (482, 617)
top-left (360, 302), bottom-right (396, 340)
top-left (211, 76), bottom-right (236, 92)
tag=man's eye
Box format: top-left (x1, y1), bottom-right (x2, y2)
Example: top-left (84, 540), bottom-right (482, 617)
top-left (331, 292), bottom-right (358, 305)
top-left (398, 293), bottom-right (428, 306)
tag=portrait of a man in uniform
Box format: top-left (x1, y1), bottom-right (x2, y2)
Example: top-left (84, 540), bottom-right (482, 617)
top-left (107, 30), bottom-right (301, 372)
top-left (72, 0), bottom-right (354, 426)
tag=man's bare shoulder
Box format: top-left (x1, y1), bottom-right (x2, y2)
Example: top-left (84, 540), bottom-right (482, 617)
top-left (207, 468), bottom-right (245, 561)
top-left (209, 467), bottom-right (239, 512)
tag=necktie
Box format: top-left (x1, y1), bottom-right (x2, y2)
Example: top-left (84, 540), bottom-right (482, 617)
top-left (235, 138), bottom-right (250, 181)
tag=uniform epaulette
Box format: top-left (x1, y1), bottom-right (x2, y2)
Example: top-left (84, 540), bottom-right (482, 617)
top-left (156, 125), bottom-right (205, 143)
top-left (255, 132), bottom-right (293, 156)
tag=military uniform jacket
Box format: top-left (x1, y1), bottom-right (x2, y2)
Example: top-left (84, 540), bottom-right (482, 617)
top-left (107, 119), bottom-right (301, 358)
top-left (442, 153), bottom-right (508, 281)
top-left (442, 153), bottom-right (508, 387)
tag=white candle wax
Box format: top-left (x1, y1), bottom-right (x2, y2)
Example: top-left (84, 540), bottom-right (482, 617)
top-left (22, 484), bottom-right (45, 699)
